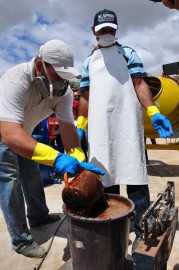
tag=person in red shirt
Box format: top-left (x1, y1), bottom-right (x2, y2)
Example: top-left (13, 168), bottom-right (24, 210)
top-left (72, 87), bottom-right (81, 123)
top-left (72, 87), bottom-right (88, 159)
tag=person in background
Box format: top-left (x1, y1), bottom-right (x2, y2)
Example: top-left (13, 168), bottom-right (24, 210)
top-left (162, 0), bottom-right (179, 10)
top-left (162, 72), bottom-right (179, 84)
top-left (72, 87), bottom-right (81, 125)
top-left (0, 39), bottom-right (104, 258)
top-left (72, 87), bottom-right (88, 160)
top-left (77, 9), bottom-right (173, 253)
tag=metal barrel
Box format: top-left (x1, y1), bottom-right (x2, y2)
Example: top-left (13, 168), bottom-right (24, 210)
top-left (63, 194), bottom-right (135, 270)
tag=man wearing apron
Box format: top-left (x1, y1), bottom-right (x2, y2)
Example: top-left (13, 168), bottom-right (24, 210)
top-left (77, 9), bottom-right (173, 253)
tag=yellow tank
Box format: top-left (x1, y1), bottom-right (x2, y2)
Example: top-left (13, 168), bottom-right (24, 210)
top-left (143, 76), bottom-right (179, 137)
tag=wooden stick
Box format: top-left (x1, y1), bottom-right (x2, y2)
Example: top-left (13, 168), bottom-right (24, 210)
top-left (64, 173), bottom-right (69, 188)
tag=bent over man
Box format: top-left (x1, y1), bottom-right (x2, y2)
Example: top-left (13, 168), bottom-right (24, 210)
top-left (0, 39), bottom-right (104, 258)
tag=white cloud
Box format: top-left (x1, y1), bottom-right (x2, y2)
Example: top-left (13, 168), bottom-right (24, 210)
top-left (0, 0), bottom-right (178, 76)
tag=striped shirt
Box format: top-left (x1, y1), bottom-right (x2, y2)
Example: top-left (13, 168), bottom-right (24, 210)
top-left (80, 42), bottom-right (147, 92)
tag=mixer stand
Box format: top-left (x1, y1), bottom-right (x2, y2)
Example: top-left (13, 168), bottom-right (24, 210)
top-left (133, 181), bottom-right (178, 270)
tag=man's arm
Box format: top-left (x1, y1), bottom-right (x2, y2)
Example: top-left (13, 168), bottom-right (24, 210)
top-left (58, 120), bottom-right (81, 152)
top-left (133, 77), bottom-right (173, 138)
top-left (78, 90), bottom-right (89, 118)
top-left (1, 121), bottom-right (37, 159)
top-left (1, 120), bottom-right (82, 171)
top-left (132, 78), bottom-right (155, 109)
top-left (1, 120), bottom-right (81, 159)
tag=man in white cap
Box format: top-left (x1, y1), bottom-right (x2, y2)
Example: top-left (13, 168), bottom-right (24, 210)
top-left (77, 9), bottom-right (173, 253)
top-left (0, 39), bottom-right (104, 258)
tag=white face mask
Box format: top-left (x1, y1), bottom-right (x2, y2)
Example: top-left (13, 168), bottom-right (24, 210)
top-left (97, 34), bottom-right (118, 47)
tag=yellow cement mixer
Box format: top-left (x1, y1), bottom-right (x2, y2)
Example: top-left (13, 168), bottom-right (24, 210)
top-left (143, 76), bottom-right (179, 138)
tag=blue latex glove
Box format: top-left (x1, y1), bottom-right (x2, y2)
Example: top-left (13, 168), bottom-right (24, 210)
top-left (151, 113), bottom-right (173, 138)
top-left (77, 128), bottom-right (85, 140)
top-left (54, 152), bottom-right (81, 176)
top-left (80, 161), bottom-right (105, 175)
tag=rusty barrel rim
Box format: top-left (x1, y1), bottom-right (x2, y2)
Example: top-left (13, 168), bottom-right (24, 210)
top-left (63, 193), bottom-right (135, 223)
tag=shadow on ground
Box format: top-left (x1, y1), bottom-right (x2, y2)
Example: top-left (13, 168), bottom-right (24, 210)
top-left (31, 214), bottom-right (71, 263)
top-left (30, 213), bottom-right (68, 245)
top-left (62, 238), bottom-right (71, 262)
top-left (147, 160), bottom-right (179, 177)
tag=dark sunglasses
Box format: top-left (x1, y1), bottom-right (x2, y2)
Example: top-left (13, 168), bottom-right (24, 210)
top-left (74, 95), bottom-right (80, 98)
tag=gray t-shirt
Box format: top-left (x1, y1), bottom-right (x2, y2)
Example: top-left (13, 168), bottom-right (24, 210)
top-left (0, 59), bottom-right (74, 134)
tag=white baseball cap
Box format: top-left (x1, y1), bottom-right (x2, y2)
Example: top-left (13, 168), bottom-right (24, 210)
top-left (39, 39), bottom-right (81, 80)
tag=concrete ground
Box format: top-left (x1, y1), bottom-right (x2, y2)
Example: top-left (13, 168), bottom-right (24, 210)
top-left (0, 138), bottom-right (179, 270)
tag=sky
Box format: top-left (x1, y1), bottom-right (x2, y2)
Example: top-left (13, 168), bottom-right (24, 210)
top-left (0, 0), bottom-right (178, 77)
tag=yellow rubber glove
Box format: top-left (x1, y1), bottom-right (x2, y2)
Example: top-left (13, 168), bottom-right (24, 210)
top-left (31, 143), bottom-right (82, 176)
top-left (146, 105), bottom-right (160, 118)
top-left (77, 116), bottom-right (88, 140)
top-left (77, 116), bottom-right (88, 130)
top-left (67, 147), bottom-right (86, 162)
top-left (31, 143), bottom-right (59, 166)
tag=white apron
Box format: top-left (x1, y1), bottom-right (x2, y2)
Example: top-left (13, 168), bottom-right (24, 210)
top-left (88, 46), bottom-right (148, 186)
